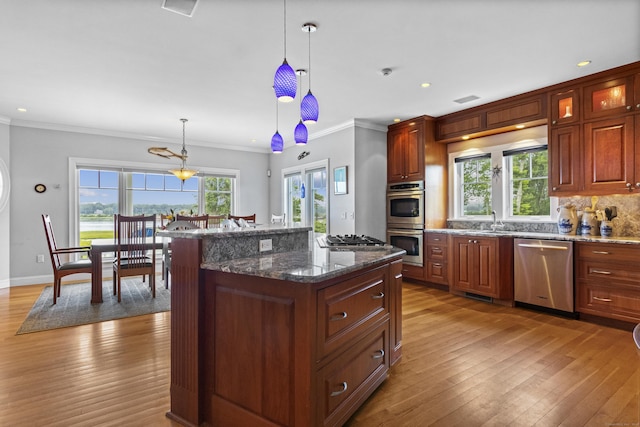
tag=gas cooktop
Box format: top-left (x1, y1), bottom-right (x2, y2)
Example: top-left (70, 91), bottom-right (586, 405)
top-left (324, 234), bottom-right (387, 247)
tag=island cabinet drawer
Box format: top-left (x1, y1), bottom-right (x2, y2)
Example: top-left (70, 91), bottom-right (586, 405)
top-left (577, 281), bottom-right (640, 322)
top-left (317, 322), bottom-right (388, 427)
top-left (576, 260), bottom-right (640, 283)
top-left (317, 266), bottom-right (389, 359)
top-left (575, 242), bottom-right (640, 262)
top-left (426, 232), bottom-right (448, 246)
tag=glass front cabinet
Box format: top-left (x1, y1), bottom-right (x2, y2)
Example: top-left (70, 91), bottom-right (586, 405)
top-left (583, 75), bottom-right (635, 120)
top-left (550, 89), bottom-right (579, 126)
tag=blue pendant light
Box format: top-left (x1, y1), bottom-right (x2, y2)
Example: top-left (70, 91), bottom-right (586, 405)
top-left (294, 69), bottom-right (308, 145)
top-left (301, 23), bottom-right (319, 124)
top-left (271, 100), bottom-right (283, 153)
top-left (273, 0), bottom-right (296, 102)
top-left (271, 131), bottom-right (283, 153)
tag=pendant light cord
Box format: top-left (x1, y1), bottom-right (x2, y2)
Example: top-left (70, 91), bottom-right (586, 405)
top-left (308, 26), bottom-right (311, 89)
top-left (283, 0), bottom-right (287, 58)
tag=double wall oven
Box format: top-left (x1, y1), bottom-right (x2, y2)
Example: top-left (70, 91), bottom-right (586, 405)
top-left (386, 181), bottom-right (425, 267)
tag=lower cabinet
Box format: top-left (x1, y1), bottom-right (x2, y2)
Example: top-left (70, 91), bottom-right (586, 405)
top-left (451, 235), bottom-right (513, 301)
top-left (576, 242), bottom-right (640, 323)
top-left (425, 232), bottom-right (449, 286)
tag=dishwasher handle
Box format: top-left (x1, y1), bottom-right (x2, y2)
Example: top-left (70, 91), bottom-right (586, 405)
top-left (517, 243), bottom-right (569, 250)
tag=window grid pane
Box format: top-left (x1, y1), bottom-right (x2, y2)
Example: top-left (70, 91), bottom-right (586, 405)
top-left (460, 157), bottom-right (492, 216)
top-left (509, 150), bottom-right (549, 216)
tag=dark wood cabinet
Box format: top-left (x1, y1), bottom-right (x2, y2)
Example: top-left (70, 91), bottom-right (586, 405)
top-left (549, 125), bottom-right (582, 195)
top-left (451, 235), bottom-right (513, 302)
top-left (576, 242), bottom-right (640, 323)
top-left (550, 88), bottom-right (580, 126)
top-left (583, 75), bottom-right (635, 120)
top-left (425, 232), bottom-right (449, 286)
top-left (387, 119), bottom-right (424, 182)
top-left (583, 115), bottom-right (635, 193)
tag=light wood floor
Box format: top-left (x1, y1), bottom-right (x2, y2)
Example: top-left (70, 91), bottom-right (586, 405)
top-left (1, 282), bottom-right (638, 426)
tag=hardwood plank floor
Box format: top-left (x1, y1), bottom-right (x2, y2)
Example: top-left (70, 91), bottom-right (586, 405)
top-left (1, 282), bottom-right (638, 426)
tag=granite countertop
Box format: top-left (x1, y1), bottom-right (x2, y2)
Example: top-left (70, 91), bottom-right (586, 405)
top-left (157, 223), bottom-right (312, 239)
top-left (201, 242), bottom-right (406, 283)
top-left (425, 228), bottom-right (640, 245)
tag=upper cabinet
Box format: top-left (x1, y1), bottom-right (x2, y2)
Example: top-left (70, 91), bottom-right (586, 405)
top-left (549, 64), bottom-right (640, 196)
top-left (435, 94), bottom-right (546, 142)
top-left (387, 119), bottom-right (425, 182)
top-left (583, 75), bottom-right (637, 120)
top-left (550, 89), bottom-right (580, 126)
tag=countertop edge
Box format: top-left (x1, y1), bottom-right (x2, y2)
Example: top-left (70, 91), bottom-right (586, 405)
top-left (425, 228), bottom-right (640, 245)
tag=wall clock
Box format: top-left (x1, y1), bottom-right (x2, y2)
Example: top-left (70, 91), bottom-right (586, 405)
top-left (34, 183), bottom-right (46, 194)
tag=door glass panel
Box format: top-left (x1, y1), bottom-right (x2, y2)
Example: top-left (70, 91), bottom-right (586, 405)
top-left (306, 168), bottom-right (327, 233)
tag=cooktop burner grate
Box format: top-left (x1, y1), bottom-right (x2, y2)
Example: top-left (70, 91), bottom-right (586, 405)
top-left (325, 234), bottom-right (387, 246)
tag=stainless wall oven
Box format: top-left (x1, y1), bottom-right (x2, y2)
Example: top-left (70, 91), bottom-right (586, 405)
top-left (386, 229), bottom-right (424, 266)
top-left (386, 181), bottom-right (425, 229)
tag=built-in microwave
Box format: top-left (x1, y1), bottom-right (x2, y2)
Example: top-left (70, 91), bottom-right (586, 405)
top-left (386, 228), bottom-right (423, 267)
top-left (387, 181), bottom-right (424, 229)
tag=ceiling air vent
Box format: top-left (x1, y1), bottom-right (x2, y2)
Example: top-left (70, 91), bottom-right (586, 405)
top-left (162, 0), bottom-right (199, 17)
top-left (454, 95), bottom-right (480, 104)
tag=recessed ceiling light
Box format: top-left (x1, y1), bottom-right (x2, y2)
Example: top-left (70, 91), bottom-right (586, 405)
top-left (251, 138), bottom-right (256, 143)
top-left (16, 107), bottom-right (27, 112)
top-left (577, 60), bottom-right (591, 67)
top-left (393, 118), bottom-right (401, 122)
top-left (421, 82), bottom-right (431, 88)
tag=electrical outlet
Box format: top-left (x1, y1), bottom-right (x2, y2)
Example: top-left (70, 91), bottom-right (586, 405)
top-left (36, 254), bottom-right (45, 263)
top-left (259, 239), bottom-right (273, 252)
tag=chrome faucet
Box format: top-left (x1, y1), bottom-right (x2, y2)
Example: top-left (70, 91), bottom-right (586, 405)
top-left (490, 210), bottom-right (504, 231)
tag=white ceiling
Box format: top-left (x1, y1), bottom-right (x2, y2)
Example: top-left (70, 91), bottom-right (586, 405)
top-left (1, 0), bottom-right (639, 153)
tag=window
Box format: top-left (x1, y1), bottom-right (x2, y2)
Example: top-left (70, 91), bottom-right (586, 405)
top-left (456, 154), bottom-right (492, 216)
top-left (451, 140), bottom-right (550, 221)
top-left (504, 147), bottom-right (549, 217)
top-left (74, 161), bottom-right (237, 247)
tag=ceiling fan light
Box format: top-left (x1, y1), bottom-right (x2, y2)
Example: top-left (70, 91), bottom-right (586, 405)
top-left (271, 131), bottom-right (283, 153)
top-left (294, 120), bottom-right (308, 145)
top-left (301, 90), bottom-right (319, 124)
top-left (274, 59), bottom-right (297, 102)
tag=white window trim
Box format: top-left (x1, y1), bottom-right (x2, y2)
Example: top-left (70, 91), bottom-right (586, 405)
top-left (69, 157), bottom-right (239, 244)
top-left (448, 139), bottom-right (555, 222)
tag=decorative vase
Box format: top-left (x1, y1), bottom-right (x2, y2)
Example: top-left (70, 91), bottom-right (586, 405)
top-left (557, 204), bottom-right (577, 235)
top-left (600, 220), bottom-right (613, 237)
top-left (580, 209), bottom-right (598, 236)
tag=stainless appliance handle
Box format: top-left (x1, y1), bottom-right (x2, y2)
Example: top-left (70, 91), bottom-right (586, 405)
top-left (517, 243), bottom-right (568, 250)
top-left (387, 229), bottom-right (423, 236)
top-left (386, 191), bottom-right (424, 198)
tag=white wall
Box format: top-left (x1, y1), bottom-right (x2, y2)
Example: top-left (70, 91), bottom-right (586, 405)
top-left (10, 125), bottom-right (269, 285)
top-left (0, 119), bottom-right (10, 289)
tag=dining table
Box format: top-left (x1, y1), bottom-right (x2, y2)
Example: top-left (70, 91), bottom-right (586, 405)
top-left (89, 238), bottom-right (164, 303)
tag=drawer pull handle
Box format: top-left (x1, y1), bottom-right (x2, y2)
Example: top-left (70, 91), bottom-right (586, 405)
top-left (592, 251), bottom-right (611, 255)
top-left (371, 292), bottom-right (385, 299)
top-left (591, 269), bottom-right (611, 275)
top-left (330, 312), bottom-right (348, 321)
top-left (372, 349), bottom-right (385, 359)
top-left (433, 263), bottom-right (442, 267)
top-left (330, 381), bottom-right (348, 397)
top-left (593, 296), bottom-right (612, 302)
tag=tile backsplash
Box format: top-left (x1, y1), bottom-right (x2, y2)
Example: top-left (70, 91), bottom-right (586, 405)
top-left (447, 194), bottom-right (640, 237)
top-left (558, 193), bottom-right (640, 238)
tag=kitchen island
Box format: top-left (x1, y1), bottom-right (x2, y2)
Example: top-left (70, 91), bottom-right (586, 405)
top-left (158, 225), bottom-right (405, 427)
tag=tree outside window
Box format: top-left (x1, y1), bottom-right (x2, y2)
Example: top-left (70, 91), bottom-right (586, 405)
top-left (459, 156), bottom-right (492, 216)
top-left (507, 148), bottom-right (549, 216)
top-left (204, 176), bottom-right (233, 216)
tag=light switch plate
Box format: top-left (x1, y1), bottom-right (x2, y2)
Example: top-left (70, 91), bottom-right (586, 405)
top-left (259, 239), bottom-right (273, 252)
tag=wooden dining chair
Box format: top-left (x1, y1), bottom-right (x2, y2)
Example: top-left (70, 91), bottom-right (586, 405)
top-left (42, 214), bottom-right (93, 304)
top-left (228, 213), bottom-right (256, 223)
top-left (175, 214), bottom-right (209, 229)
top-left (162, 220), bottom-right (197, 288)
top-left (208, 214), bottom-right (227, 228)
top-left (113, 214), bottom-right (156, 302)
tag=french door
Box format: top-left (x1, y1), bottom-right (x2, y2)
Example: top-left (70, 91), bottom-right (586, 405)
top-left (283, 160), bottom-right (328, 233)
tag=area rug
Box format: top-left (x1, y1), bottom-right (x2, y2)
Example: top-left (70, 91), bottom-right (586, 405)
top-left (16, 279), bottom-right (170, 335)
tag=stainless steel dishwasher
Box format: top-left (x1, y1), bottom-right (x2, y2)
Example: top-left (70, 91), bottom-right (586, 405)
top-left (514, 238), bottom-right (574, 314)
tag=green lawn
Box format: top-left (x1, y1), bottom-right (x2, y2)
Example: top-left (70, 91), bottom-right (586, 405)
top-left (80, 230), bottom-right (113, 247)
